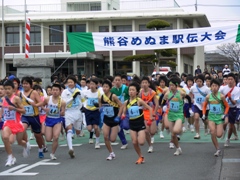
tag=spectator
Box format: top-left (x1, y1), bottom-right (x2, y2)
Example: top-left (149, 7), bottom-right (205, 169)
top-left (195, 65), bottom-right (202, 76)
top-left (210, 67), bottom-right (217, 75)
top-left (222, 65), bottom-right (231, 76)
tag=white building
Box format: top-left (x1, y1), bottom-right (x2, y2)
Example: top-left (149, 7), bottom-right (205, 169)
top-left (0, 0), bottom-right (210, 79)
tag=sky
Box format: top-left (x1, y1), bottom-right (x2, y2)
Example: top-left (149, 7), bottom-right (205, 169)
top-left (3, 0), bottom-right (240, 51)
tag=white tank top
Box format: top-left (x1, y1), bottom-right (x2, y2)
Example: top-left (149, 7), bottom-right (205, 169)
top-left (47, 96), bottom-right (61, 118)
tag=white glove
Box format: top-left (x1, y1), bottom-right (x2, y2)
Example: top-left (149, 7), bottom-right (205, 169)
top-left (163, 105), bottom-right (167, 112)
top-left (202, 115), bottom-right (206, 120)
top-left (221, 114), bottom-right (225, 120)
top-left (189, 109), bottom-right (194, 117)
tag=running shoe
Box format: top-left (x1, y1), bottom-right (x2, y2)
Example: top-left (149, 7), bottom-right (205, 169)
top-left (50, 153), bottom-right (57, 160)
top-left (68, 149), bottom-right (75, 158)
top-left (151, 137), bottom-right (155, 144)
top-left (174, 147), bottom-right (182, 156)
top-left (95, 142), bottom-right (100, 149)
top-left (89, 138), bottom-right (94, 144)
top-left (182, 127), bottom-right (187, 133)
top-left (79, 131), bottom-right (85, 137)
top-left (38, 152), bottom-right (44, 159)
top-left (204, 129), bottom-right (208, 136)
top-left (29, 133), bottom-right (35, 140)
top-left (5, 156), bottom-right (16, 167)
top-left (230, 135), bottom-right (239, 140)
top-left (160, 131), bottom-right (164, 139)
top-left (106, 153), bottom-right (116, 160)
top-left (214, 150), bottom-right (221, 157)
top-left (23, 144), bottom-right (30, 158)
top-left (169, 142), bottom-right (175, 149)
top-left (43, 146), bottom-right (48, 153)
top-left (194, 133), bottom-right (200, 139)
top-left (224, 139), bottom-right (230, 147)
top-left (148, 146), bottom-right (153, 153)
top-left (190, 125), bottom-right (194, 133)
top-left (135, 157), bottom-right (145, 164)
top-left (120, 144), bottom-right (128, 150)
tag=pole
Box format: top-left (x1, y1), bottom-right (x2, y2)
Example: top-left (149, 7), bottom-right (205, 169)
top-left (24, 0), bottom-right (26, 56)
top-left (25, 18), bottom-right (30, 58)
top-left (195, 0), bottom-right (198, 11)
top-left (1, 0), bottom-right (5, 78)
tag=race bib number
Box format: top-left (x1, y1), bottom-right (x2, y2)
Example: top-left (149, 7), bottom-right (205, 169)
top-left (48, 105), bottom-right (60, 117)
top-left (196, 96), bottom-right (205, 104)
top-left (72, 98), bottom-right (80, 107)
top-left (3, 108), bottom-right (16, 120)
top-left (169, 101), bottom-right (179, 112)
top-left (87, 98), bottom-right (98, 107)
top-left (128, 106), bottom-right (140, 119)
top-left (24, 105), bottom-right (34, 116)
top-left (103, 106), bottom-right (114, 117)
top-left (210, 104), bottom-right (222, 114)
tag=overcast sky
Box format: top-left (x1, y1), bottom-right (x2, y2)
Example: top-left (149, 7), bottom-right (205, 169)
top-left (3, 0), bottom-right (240, 51)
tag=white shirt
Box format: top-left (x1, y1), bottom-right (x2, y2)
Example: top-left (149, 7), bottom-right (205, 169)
top-left (61, 88), bottom-right (83, 111)
top-left (190, 85), bottom-right (211, 110)
top-left (180, 81), bottom-right (186, 88)
top-left (81, 89), bottom-right (104, 108)
top-left (222, 68), bottom-right (231, 76)
top-left (219, 85), bottom-right (239, 108)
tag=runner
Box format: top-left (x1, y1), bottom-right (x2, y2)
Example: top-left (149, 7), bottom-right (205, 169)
top-left (0, 80), bottom-right (28, 166)
top-left (140, 77), bottom-right (158, 153)
top-left (219, 73), bottom-right (240, 147)
top-left (189, 74), bottom-right (211, 139)
top-left (162, 77), bottom-right (189, 156)
top-left (33, 84), bottom-right (48, 153)
top-left (202, 79), bottom-right (229, 156)
top-left (20, 76), bottom-right (45, 158)
top-left (81, 78), bottom-right (102, 149)
top-left (99, 80), bottom-right (123, 160)
top-left (43, 84), bottom-right (66, 160)
top-left (156, 76), bottom-right (168, 139)
top-left (0, 83), bottom-right (5, 133)
top-left (61, 75), bottom-right (83, 158)
top-left (183, 76), bottom-right (195, 133)
top-left (122, 82), bottom-right (153, 164)
top-left (110, 74), bottom-right (129, 150)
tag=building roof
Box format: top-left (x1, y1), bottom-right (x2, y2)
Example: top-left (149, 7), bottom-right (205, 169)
top-left (205, 52), bottom-right (233, 64)
top-left (2, 8), bottom-right (210, 27)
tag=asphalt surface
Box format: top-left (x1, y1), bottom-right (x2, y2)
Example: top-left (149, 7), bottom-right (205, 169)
top-left (0, 129), bottom-right (239, 180)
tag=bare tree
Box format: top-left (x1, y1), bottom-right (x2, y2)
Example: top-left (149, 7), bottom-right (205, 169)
top-left (217, 43), bottom-right (240, 72)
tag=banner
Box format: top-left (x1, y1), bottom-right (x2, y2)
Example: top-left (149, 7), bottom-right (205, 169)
top-left (67, 24), bottom-right (240, 54)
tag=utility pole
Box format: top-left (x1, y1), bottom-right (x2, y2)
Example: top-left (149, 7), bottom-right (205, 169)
top-left (1, 0), bottom-right (5, 78)
top-left (195, 0), bottom-right (198, 11)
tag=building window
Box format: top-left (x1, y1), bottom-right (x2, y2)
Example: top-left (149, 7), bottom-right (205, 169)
top-left (139, 24), bottom-right (173, 31)
top-left (6, 26), bottom-right (19, 46)
top-left (90, 3), bottom-right (101, 11)
top-left (184, 63), bottom-right (188, 74)
top-left (23, 26), bottom-right (41, 45)
top-left (67, 24), bottom-right (86, 32)
top-left (49, 25), bottom-right (63, 45)
top-left (112, 25), bottom-right (132, 32)
top-left (99, 26), bottom-right (109, 32)
top-left (67, 2), bottom-right (101, 11)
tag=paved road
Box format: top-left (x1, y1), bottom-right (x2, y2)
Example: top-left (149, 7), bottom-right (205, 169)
top-left (0, 129), bottom-right (239, 180)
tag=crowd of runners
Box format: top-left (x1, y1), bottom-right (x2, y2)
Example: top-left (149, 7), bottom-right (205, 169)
top-left (0, 70), bottom-right (239, 166)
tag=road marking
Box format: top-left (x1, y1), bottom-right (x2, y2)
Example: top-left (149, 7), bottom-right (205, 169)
top-left (60, 144), bottom-right (82, 147)
top-left (0, 159), bottom-right (60, 176)
top-left (222, 159), bottom-right (240, 163)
